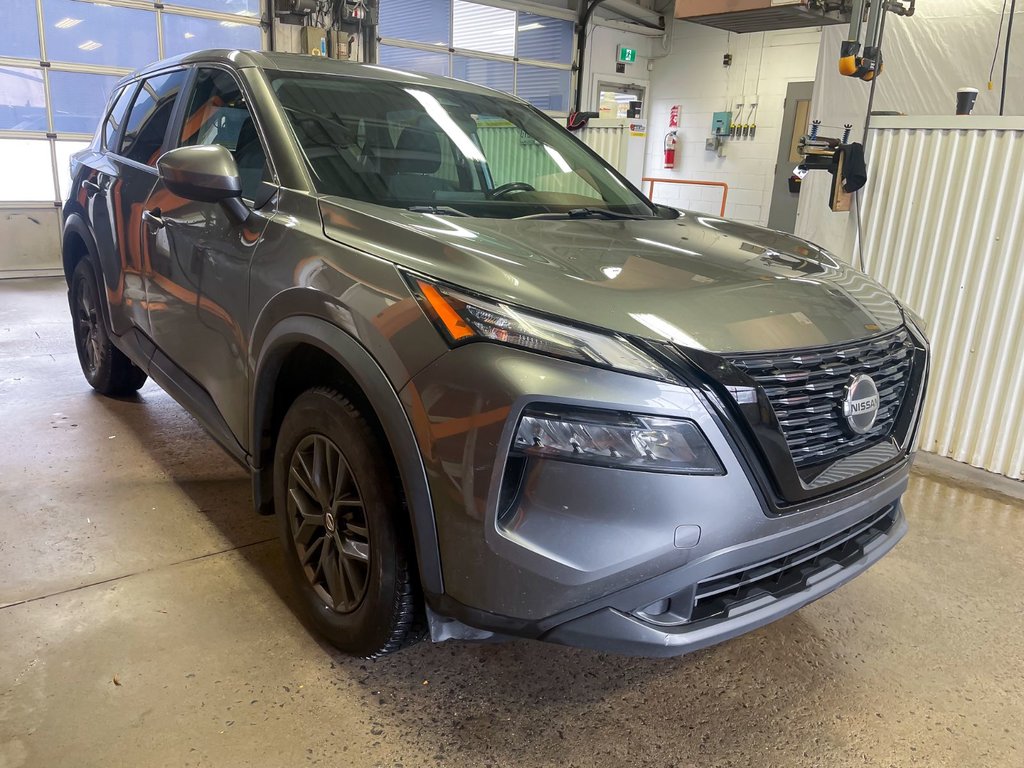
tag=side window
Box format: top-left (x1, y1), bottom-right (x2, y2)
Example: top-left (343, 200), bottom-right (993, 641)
top-left (179, 68), bottom-right (268, 201)
top-left (102, 85), bottom-right (135, 150)
top-left (119, 70), bottom-right (188, 166)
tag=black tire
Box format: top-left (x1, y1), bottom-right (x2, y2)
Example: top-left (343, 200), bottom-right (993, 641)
top-left (70, 258), bottom-right (147, 396)
top-left (273, 387), bottom-right (422, 657)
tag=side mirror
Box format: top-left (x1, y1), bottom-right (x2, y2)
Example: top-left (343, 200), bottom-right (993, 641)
top-left (157, 144), bottom-right (249, 223)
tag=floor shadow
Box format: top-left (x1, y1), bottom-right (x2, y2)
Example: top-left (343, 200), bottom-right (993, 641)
top-left (89, 386), bottom-right (289, 597)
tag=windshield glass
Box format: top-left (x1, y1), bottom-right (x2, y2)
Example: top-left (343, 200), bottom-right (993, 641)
top-left (270, 72), bottom-right (657, 219)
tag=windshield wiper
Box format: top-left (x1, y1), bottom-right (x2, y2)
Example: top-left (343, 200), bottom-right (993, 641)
top-left (407, 205), bottom-right (470, 217)
top-left (515, 208), bottom-right (647, 221)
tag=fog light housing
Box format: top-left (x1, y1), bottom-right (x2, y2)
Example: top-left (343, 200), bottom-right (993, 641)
top-left (512, 406), bottom-right (724, 475)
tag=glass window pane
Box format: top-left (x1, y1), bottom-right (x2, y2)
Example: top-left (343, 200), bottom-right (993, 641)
top-left (120, 71), bottom-right (189, 166)
top-left (0, 138), bottom-right (55, 201)
top-left (378, 46), bottom-right (449, 77)
top-left (162, 0), bottom-right (260, 14)
top-left (104, 85), bottom-right (135, 149)
top-left (0, 67), bottom-right (46, 132)
top-left (0, 0), bottom-right (41, 60)
top-left (179, 68), bottom-right (268, 201)
top-left (42, 0), bottom-right (157, 68)
top-left (55, 139), bottom-right (89, 201)
top-left (161, 13), bottom-right (262, 59)
top-left (379, 0), bottom-right (450, 46)
top-left (516, 65), bottom-right (571, 112)
top-left (516, 13), bottom-right (573, 65)
top-left (452, 56), bottom-right (512, 94)
top-left (452, 1), bottom-right (514, 56)
top-left (49, 71), bottom-right (121, 135)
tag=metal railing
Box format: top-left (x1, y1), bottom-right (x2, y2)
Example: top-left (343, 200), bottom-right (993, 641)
top-left (642, 177), bottom-right (730, 218)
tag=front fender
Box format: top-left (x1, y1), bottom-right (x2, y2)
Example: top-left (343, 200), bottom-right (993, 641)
top-left (250, 314), bottom-right (444, 596)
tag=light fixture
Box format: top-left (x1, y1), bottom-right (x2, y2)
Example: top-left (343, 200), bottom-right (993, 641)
top-left (512, 407), bottom-right (723, 475)
top-left (517, 22), bottom-right (544, 31)
top-left (184, 32), bottom-right (195, 39)
top-left (77, 40), bottom-right (102, 51)
top-left (54, 17), bottom-right (82, 29)
top-left (410, 276), bottom-right (675, 381)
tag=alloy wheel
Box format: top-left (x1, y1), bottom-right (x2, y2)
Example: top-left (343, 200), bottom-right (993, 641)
top-left (75, 278), bottom-right (101, 375)
top-left (286, 433), bottom-right (371, 614)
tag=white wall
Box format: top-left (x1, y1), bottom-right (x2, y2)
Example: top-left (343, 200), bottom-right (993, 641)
top-left (583, 23), bottom-right (655, 112)
top-left (797, 0), bottom-right (1023, 262)
top-left (644, 21), bottom-right (821, 224)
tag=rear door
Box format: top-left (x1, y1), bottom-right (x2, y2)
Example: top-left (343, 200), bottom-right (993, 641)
top-left (78, 82), bottom-right (137, 336)
top-left (107, 69), bottom-right (189, 336)
top-left (143, 65), bottom-right (276, 443)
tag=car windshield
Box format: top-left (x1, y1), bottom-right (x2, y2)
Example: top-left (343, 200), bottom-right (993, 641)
top-left (270, 72), bottom-right (658, 219)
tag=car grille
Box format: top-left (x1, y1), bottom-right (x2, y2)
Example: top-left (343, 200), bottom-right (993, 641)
top-left (723, 328), bottom-right (915, 468)
top-left (689, 503), bottom-right (899, 623)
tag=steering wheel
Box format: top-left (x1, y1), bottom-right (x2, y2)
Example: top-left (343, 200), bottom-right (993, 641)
top-left (489, 181), bottom-right (536, 199)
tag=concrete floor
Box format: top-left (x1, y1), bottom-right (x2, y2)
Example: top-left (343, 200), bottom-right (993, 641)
top-left (1, 277), bottom-right (1022, 768)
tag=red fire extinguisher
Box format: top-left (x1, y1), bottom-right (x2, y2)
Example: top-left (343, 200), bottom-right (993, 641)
top-left (664, 130), bottom-right (678, 169)
top-left (664, 104), bottom-right (680, 169)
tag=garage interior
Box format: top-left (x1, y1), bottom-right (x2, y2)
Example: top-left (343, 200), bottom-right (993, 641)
top-left (1, 1), bottom-right (1023, 766)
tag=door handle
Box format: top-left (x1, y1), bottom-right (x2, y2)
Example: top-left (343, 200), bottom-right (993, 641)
top-left (81, 179), bottom-right (103, 197)
top-left (142, 208), bottom-right (165, 231)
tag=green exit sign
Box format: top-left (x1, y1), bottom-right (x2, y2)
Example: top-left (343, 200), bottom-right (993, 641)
top-left (617, 45), bottom-right (637, 64)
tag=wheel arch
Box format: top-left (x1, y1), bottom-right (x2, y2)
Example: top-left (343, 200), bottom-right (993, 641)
top-left (250, 315), bottom-right (443, 596)
top-left (62, 213), bottom-right (116, 335)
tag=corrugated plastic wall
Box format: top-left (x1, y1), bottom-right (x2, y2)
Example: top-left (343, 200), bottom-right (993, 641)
top-left (477, 123), bottom-right (624, 194)
top-left (861, 125), bottom-right (1024, 479)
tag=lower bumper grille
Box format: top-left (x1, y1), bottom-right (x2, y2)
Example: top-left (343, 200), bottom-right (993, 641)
top-left (690, 504), bottom-right (899, 623)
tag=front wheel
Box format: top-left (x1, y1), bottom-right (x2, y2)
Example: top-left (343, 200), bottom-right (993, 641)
top-left (273, 387), bottom-right (422, 657)
top-left (70, 258), bottom-right (147, 396)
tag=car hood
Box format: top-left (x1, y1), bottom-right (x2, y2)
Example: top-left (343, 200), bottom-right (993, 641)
top-left (320, 198), bottom-right (904, 354)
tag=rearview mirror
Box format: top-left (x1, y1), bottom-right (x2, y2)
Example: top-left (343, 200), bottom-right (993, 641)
top-left (157, 144), bottom-right (249, 223)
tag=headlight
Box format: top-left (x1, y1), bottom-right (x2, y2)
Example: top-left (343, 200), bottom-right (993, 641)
top-left (513, 406), bottom-right (723, 475)
top-left (408, 276), bottom-right (674, 381)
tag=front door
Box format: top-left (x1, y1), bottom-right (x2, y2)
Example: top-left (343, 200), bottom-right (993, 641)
top-left (768, 81), bottom-right (814, 234)
top-left (143, 66), bottom-right (275, 444)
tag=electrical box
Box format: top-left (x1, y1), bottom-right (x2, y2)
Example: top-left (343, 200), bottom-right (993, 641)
top-left (299, 26), bottom-right (327, 57)
top-left (712, 111), bottom-right (732, 136)
top-left (329, 30), bottom-right (350, 59)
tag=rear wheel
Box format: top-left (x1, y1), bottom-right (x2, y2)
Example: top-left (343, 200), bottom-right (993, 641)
top-left (70, 258), bottom-right (147, 396)
top-left (273, 387), bottom-right (422, 657)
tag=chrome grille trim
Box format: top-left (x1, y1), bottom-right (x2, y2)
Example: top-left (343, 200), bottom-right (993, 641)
top-left (724, 329), bottom-right (915, 468)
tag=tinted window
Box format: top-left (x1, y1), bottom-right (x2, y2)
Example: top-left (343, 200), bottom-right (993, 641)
top-left (103, 85), bottom-right (134, 148)
top-left (272, 74), bottom-right (655, 219)
top-left (120, 71), bottom-right (187, 166)
top-left (179, 68), bottom-right (268, 201)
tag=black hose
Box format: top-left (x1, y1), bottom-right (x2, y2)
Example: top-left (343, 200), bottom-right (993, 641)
top-left (572, 0), bottom-right (612, 115)
top-left (1000, 0), bottom-right (1017, 116)
top-left (855, 6), bottom-right (888, 274)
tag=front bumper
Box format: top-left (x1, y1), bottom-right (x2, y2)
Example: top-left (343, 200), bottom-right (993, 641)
top-left (401, 342), bottom-right (912, 656)
top-left (543, 501), bottom-right (906, 657)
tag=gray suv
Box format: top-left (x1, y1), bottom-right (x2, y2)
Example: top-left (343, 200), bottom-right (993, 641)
top-left (62, 50), bottom-right (928, 657)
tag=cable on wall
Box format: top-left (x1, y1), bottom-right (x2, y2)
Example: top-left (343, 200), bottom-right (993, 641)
top-left (988, 0), bottom-right (1009, 91)
top-left (1000, 0), bottom-right (1018, 115)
